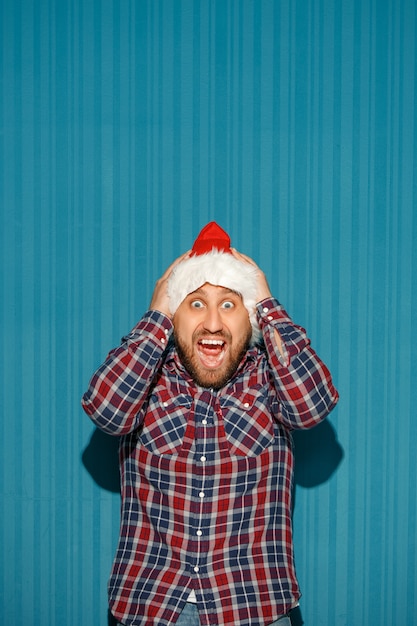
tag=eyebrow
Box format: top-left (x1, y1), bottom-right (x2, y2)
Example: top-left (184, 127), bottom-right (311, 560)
top-left (191, 287), bottom-right (240, 297)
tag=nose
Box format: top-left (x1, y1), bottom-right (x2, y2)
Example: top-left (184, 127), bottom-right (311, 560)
top-left (202, 306), bottom-right (223, 333)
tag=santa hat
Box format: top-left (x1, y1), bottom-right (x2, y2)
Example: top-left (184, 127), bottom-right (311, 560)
top-left (167, 222), bottom-right (261, 344)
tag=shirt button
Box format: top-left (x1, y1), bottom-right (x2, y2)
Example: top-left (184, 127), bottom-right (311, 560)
top-left (243, 402), bottom-right (249, 409)
top-left (202, 419), bottom-right (207, 425)
top-left (200, 456), bottom-right (206, 462)
top-left (161, 337), bottom-right (166, 344)
top-left (199, 492), bottom-right (205, 498)
top-left (267, 315), bottom-right (273, 321)
top-left (193, 566), bottom-right (200, 573)
top-left (263, 306), bottom-right (269, 313)
top-left (196, 530), bottom-right (202, 536)
top-left (163, 401), bottom-right (168, 408)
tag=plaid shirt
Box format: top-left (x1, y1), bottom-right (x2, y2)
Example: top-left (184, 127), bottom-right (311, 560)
top-left (82, 299), bottom-right (338, 626)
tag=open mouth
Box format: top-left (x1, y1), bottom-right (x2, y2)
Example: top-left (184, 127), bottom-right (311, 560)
top-left (196, 338), bottom-right (227, 369)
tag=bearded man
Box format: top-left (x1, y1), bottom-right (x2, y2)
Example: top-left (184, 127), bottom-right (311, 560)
top-left (82, 222), bottom-right (339, 626)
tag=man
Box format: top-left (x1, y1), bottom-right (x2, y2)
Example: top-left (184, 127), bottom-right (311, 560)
top-left (82, 222), bottom-right (339, 626)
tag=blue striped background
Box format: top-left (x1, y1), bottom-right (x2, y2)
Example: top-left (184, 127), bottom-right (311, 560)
top-left (1, 1), bottom-right (416, 624)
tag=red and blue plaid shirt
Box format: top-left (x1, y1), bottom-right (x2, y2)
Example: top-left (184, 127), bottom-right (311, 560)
top-left (82, 299), bottom-right (338, 626)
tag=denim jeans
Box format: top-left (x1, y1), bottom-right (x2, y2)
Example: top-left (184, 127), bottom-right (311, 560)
top-left (174, 603), bottom-right (292, 625)
top-left (118, 602), bottom-right (291, 625)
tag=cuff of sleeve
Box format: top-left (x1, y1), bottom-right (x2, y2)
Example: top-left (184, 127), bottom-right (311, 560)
top-left (123, 310), bottom-right (173, 349)
top-left (256, 297), bottom-right (287, 321)
top-left (256, 298), bottom-right (310, 366)
top-left (256, 298), bottom-right (291, 366)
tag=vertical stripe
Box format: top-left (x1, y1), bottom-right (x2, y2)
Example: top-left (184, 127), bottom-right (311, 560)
top-left (0, 0), bottom-right (416, 624)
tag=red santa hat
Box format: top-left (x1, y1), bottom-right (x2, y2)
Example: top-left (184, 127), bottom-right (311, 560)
top-left (167, 222), bottom-right (261, 343)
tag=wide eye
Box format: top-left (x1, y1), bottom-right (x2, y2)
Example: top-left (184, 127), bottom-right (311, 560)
top-left (190, 299), bottom-right (204, 309)
top-left (221, 300), bottom-right (235, 309)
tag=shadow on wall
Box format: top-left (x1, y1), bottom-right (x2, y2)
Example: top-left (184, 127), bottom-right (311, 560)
top-left (82, 418), bottom-right (344, 495)
top-left (292, 419), bottom-right (344, 488)
top-left (82, 419), bottom-right (343, 626)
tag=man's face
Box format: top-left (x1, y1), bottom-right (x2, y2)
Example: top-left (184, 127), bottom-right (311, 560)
top-left (173, 283), bottom-right (252, 390)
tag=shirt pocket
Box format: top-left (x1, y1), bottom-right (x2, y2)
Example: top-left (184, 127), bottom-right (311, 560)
top-left (220, 385), bottom-right (275, 457)
top-left (137, 389), bottom-right (193, 455)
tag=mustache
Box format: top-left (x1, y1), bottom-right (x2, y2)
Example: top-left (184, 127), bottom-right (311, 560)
top-left (193, 330), bottom-right (231, 342)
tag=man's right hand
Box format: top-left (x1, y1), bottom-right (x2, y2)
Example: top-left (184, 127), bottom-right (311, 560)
top-left (149, 251), bottom-right (191, 318)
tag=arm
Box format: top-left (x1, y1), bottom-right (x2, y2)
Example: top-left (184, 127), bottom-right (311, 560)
top-left (230, 249), bottom-right (339, 429)
top-left (81, 252), bottom-right (189, 435)
top-left (258, 298), bottom-right (339, 429)
top-left (81, 312), bottom-right (173, 435)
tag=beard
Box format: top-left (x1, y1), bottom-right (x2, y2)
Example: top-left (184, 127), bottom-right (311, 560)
top-left (174, 327), bottom-right (252, 390)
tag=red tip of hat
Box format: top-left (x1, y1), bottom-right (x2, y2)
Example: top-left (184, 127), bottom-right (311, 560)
top-left (191, 222), bottom-right (232, 256)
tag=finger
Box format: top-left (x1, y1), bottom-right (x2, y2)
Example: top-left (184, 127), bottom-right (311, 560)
top-left (159, 250), bottom-right (192, 280)
top-left (230, 248), bottom-right (259, 267)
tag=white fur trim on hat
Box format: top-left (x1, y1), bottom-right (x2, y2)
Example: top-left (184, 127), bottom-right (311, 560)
top-left (167, 250), bottom-right (262, 344)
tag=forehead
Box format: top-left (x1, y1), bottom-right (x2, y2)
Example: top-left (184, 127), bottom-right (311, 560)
top-left (187, 283), bottom-right (242, 299)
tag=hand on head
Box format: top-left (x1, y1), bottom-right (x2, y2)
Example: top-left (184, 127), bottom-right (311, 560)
top-left (230, 248), bottom-right (272, 303)
top-left (149, 250), bottom-right (191, 318)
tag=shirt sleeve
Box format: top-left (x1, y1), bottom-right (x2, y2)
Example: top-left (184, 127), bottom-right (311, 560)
top-left (257, 298), bottom-right (339, 430)
top-left (81, 311), bottom-right (173, 435)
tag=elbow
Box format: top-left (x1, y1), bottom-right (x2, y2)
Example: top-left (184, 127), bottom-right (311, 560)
top-left (305, 388), bottom-right (339, 428)
top-left (283, 387), bottom-right (339, 430)
top-left (81, 395), bottom-right (140, 436)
